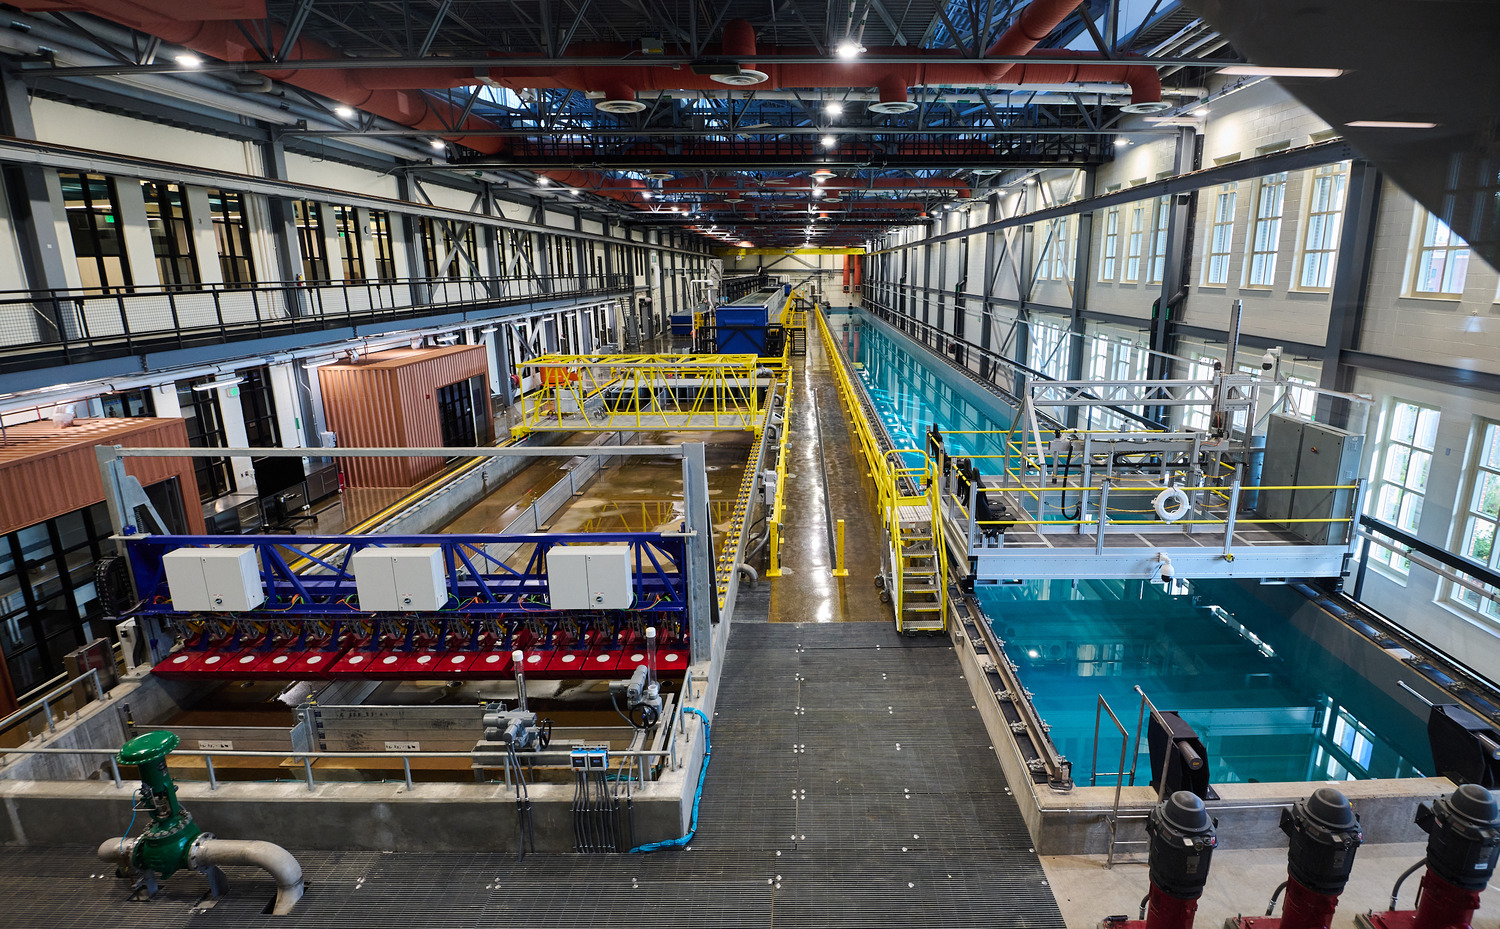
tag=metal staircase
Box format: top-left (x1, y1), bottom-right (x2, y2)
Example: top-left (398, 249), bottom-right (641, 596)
top-left (885, 451), bottom-right (947, 634)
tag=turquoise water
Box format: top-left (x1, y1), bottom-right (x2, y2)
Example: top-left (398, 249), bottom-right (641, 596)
top-left (830, 311), bottom-right (1013, 473)
top-left (833, 309), bottom-right (1432, 784)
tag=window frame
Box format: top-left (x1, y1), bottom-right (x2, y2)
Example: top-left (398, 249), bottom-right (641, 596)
top-left (1294, 163), bottom-right (1349, 291)
top-left (141, 180), bottom-right (201, 288)
top-left (1202, 185), bottom-right (1237, 286)
top-left (1122, 204), bottom-right (1145, 284)
top-left (1099, 207), bottom-right (1120, 282)
top-left (1244, 172), bottom-right (1288, 288)
top-left (1407, 208), bottom-right (1471, 298)
top-left (1443, 419), bottom-right (1500, 624)
top-left (292, 200), bottom-right (330, 283)
top-left (1147, 195), bottom-right (1170, 284)
top-left (207, 188), bottom-right (256, 286)
top-left (1366, 399), bottom-right (1441, 579)
top-left (332, 206), bottom-right (366, 282)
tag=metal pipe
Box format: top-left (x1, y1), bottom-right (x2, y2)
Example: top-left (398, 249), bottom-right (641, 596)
top-left (736, 563), bottom-right (759, 581)
top-left (512, 649), bottom-right (528, 712)
top-left (188, 838), bottom-right (305, 916)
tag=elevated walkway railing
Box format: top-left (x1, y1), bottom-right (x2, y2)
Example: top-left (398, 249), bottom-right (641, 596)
top-left (0, 272), bottom-right (632, 372)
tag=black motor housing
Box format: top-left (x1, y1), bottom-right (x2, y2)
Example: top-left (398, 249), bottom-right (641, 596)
top-left (1280, 787), bottom-right (1363, 895)
top-left (1416, 784), bottom-right (1500, 891)
top-left (1146, 790), bottom-right (1218, 899)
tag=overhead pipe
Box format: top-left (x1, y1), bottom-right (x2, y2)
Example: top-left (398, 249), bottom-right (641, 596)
top-left (10, 0), bottom-right (511, 154)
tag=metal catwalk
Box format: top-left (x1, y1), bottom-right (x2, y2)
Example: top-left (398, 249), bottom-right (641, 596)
top-left (0, 622), bottom-right (1063, 928)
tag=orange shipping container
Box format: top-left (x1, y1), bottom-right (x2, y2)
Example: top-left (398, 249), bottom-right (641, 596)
top-left (319, 345), bottom-right (492, 488)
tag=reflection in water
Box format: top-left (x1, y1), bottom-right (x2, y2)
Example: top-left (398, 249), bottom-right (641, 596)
top-left (834, 310), bottom-right (1431, 785)
top-left (980, 578), bottom-right (1432, 784)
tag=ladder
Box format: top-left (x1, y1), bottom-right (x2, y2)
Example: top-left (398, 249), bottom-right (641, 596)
top-left (885, 451), bottom-right (947, 634)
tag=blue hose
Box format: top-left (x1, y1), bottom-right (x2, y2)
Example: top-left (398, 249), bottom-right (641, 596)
top-left (630, 707), bottom-right (710, 853)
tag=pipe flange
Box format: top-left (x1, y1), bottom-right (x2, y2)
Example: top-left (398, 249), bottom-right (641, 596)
top-left (185, 832), bottom-right (218, 870)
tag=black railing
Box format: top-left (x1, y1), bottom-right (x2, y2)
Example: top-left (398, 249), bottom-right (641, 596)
top-left (0, 273), bottom-right (632, 374)
top-left (1354, 514), bottom-right (1500, 599)
top-left (721, 275), bottom-right (780, 303)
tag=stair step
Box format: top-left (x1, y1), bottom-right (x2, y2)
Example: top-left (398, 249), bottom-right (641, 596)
top-left (903, 604), bottom-right (944, 613)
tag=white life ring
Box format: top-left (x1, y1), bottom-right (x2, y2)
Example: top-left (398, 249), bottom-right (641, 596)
top-left (1153, 487), bottom-right (1191, 523)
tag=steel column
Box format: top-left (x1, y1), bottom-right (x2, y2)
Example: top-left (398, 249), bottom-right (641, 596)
top-left (1318, 160), bottom-right (1382, 428)
top-left (681, 442), bottom-right (713, 665)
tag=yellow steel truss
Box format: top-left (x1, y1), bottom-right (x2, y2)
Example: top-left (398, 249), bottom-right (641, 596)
top-left (512, 353), bottom-right (765, 434)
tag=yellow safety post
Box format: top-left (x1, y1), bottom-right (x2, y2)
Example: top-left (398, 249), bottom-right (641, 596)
top-left (765, 518), bottom-right (783, 577)
top-left (832, 519), bottom-right (849, 576)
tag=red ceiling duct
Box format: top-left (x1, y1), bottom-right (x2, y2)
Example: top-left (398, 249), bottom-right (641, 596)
top-left (11, 0), bottom-right (511, 154)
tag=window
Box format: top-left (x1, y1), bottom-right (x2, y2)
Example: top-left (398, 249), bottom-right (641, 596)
top-left (1448, 422), bottom-right (1500, 620)
top-left (1123, 205), bottom-right (1145, 283)
top-left (1296, 164), bottom-right (1348, 289)
top-left (141, 181), bottom-right (200, 288)
top-left (1245, 173), bottom-right (1287, 287)
top-left (368, 210), bottom-right (397, 282)
top-left (0, 503), bottom-right (115, 696)
top-left (1367, 400), bottom-right (1440, 576)
top-left (178, 379), bottom-right (236, 501)
top-left (292, 200), bottom-right (330, 282)
top-left (421, 219), bottom-right (478, 279)
top-left (332, 206), bottom-right (366, 282)
top-left (1147, 196), bottom-right (1170, 284)
top-left (1028, 320), bottom-right (1071, 380)
top-left (1410, 209), bottom-right (1471, 297)
top-left (1202, 185), bottom-right (1237, 285)
top-left (1099, 208), bottom-right (1120, 281)
top-left (59, 172), bottom-right (131, 291)
top-left (207, 189), bottom-right (255, 286)
top-left (1050, 217), bottom-right (1071, 280)
top-left (100, 389), bottom-right (155, 418)
top-left (238, 367), bottom-right (281, 448)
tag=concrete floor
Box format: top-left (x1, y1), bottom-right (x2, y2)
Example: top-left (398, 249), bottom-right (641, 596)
top-left (1042, 842), bottom-right (1498, 928)
top-left (767, 322), bottom-right (889, 623)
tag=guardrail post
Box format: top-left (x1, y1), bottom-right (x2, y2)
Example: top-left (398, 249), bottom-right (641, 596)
top-left (403, 756), bottom-right (414, 792)
top-left (302, 756), bottom-right (315, 791)
top-left (765, 518), bottom-right (782, 577)
top-left (109, 755), bottom-right (122, 788)
top-left (1096, 481), bottom-right (1110, 557)
top-left (832, 519), bottom-right (849, 577)
top-left (42, 695), bottom-right (54, 732)
top-left (1223, 481), bottom-right (1241, 556)
top-left (205, 755), bottom-right (218, 790)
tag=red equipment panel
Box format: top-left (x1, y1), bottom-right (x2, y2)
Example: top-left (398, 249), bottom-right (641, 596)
top-left (285, 648), bottom-right (345, 678)
top-left (456, 651), bottom-right (514, 679)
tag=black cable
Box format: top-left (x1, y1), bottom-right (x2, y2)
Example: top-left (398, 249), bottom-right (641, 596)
top-left (1264, 880), bottom-right (1288, 915)
top-left (1389, 858), bottom-right (1426, 910)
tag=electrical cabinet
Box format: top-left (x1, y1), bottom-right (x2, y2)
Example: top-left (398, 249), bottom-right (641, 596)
top-left (1257, 413), bottom-right (1365, 545)
top-left (162, 547), bottom-right (265, 612)
top-left (350, 547), bottom-right (447, 611)
top-left (546, 545), bottom-right (634, 610)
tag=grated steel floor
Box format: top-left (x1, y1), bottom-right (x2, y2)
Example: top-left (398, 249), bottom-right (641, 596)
top-left (0, 622), bottom-right (1063, 928)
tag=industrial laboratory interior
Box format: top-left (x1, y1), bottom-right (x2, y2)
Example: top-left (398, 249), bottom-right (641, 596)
top-left (0, 0), bottom-right (1497, 927)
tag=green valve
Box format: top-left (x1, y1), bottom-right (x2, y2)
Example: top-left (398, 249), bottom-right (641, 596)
top-left (116, 730), bottom-right (203, 879)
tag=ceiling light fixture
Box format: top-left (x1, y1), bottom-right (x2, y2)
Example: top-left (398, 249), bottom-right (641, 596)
top-left (1114, 137), bottom-right (1131, 147)
top-left (825, 101), bottom-right (844, 117)
top-left (1217, 65), bottom-right (1345, 78)
top-left (334, 105), bottom-right (355, 119)
top-left (835, 42), bottom-right (864, 59)
top-left (174, 53), bottom-right (202, 68)
top-left (1345, 120), bottom-right (1439, 129)
top-left (192, 376), bottom-right (244, 391)
top-left (641, 190), bottom-right (653, 199)
top-left (821, 135), bottom-right (837, 148)
top-left (430, 139), bottom-right (446, 150)
top-left (537, 176), bottom-right (551, 186)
